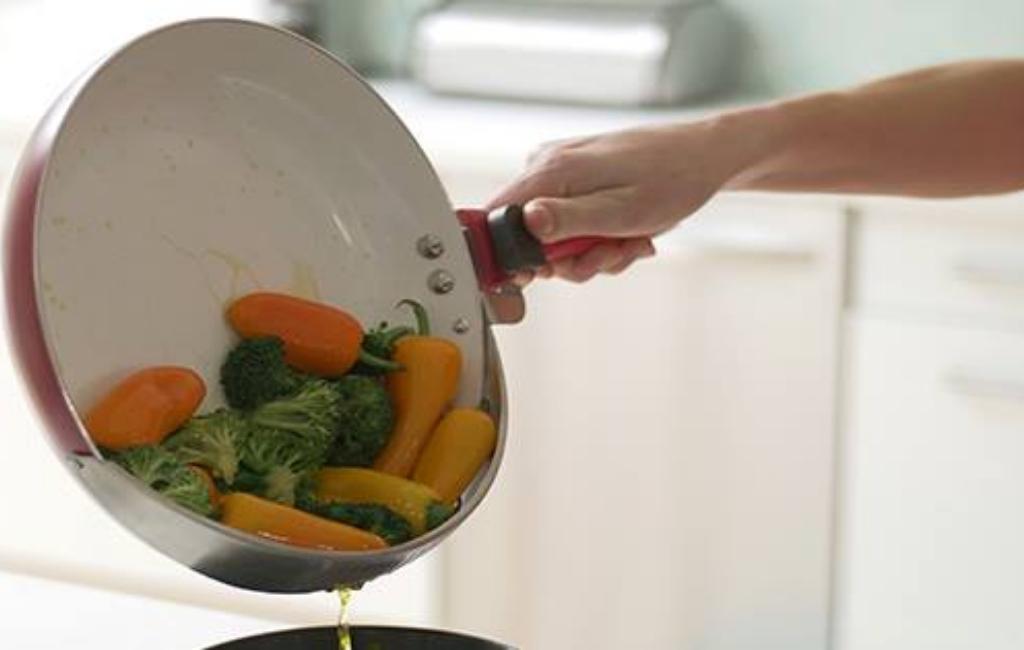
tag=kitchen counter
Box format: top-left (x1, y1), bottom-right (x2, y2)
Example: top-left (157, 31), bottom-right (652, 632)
top-left (0, 568), bottom-right (280, 649)
top-left (373, 80), bottom-right (748, 176)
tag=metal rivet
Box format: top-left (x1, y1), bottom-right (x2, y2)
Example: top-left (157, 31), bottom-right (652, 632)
top-left (452, 317), bottom-right (471, 334)
top-left (428, 269), bottom-right (456, 294)
top-left (417, 234), bottom-right (445, 259)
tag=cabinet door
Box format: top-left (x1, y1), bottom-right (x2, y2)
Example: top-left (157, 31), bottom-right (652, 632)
top-left (443, 195), bottom-right (846, 650)
top-left (835, 316), bottom-right (1024, 650)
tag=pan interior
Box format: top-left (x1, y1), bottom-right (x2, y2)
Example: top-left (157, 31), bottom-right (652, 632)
top-left (32, 20), bottom-right (485, 422)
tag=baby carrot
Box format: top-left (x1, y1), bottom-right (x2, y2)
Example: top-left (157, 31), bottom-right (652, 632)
top-left (85, 366), bottom-right (205, 450)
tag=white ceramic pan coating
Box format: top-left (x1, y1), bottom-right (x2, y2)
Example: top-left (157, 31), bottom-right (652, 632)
top-left (4, 19), bottom-right (507, 593)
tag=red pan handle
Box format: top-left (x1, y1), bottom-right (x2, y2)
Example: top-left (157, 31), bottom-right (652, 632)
top-left (458, 206), bottom-right (618, 290)
top-left (458, 207), bottom-right (619, 290)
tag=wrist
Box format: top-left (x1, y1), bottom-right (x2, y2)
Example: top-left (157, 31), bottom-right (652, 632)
top-left (713, 91), bottom-right (846, 190)
top-left (709, 102), bottom-right (789, 189)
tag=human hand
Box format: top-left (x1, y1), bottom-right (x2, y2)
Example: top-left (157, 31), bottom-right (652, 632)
top-left (486, 118), bottom-right (749, 283)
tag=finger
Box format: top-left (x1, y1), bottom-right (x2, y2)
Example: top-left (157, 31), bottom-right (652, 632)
top-left (484, 157), bottom-right (579, 211)
top-left (486, 149), bottom-right (597, 211)
top-left (549, 257), bottom-right (581, 283)
top-left (523, 189), bottom-right (646, 242)
top-left (549, 248), bottom-right (619, 284)
top-left (621, 236), bottom-right (657, 260)
top-left (536, 264), bottom-right (555, 279)
top-left (526, 136), bottom-right (595, 165)
top-left (604, 238), bottom-right (655, 275)
top-left (568, 242), bottom-right (624, 280)
top-left (603, 255), bottom-right (635, 275)
top-left (484, 170), bottom-right (544, 211)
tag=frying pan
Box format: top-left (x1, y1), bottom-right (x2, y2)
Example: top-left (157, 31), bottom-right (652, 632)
top-left (3, 18), bottom-right (604, 595)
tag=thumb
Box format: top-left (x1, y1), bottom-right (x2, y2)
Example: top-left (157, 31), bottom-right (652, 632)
top-left (523, 191), bottom-right (640, 242)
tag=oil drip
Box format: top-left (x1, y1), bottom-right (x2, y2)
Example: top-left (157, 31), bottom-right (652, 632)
top-left (335, 585), bottom-right (353, 650)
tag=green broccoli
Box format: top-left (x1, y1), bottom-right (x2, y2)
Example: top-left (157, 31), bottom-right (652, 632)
top-left (249, 379), bottom-right (341, 447)
top-left (236, 427), bottom-right (320, 505)
top-left (162, 409), bottom-right (248, 483)
top-left (314, 501), bottom-right (413, 545)
top-left (110, 446), bottom-right (214, 517)
top-left (327, 376), bottom-right (394, 467)
top-left (426, 500), bottom-right (455, 532)
top-left (220, 337), bottom-right (310, 409)
top-left (236, 380), bottom-right (341, 504)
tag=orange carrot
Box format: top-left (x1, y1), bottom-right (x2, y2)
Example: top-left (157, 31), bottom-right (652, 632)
top-left (373, 336), bottom-right (462, 477)
top-left (227, 292), bottom-right (365, 377)
top-left (85, 366), bottom-right (205, 450)
top-left (412, 408), bottom-right (497, 506)
top-left (220, 493), bottom-right (388, 552)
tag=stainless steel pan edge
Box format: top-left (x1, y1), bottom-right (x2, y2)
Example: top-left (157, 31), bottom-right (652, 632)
top-left (69, 326), bottom-right (507, 593)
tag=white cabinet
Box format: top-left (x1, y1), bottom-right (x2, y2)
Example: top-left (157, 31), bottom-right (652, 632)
top-left (850, 197), bottom-right (1024, 327)
top-left (441, 191), bottom-right (846, 650)
top-left (836, 316), bottom-right (1024, 650)
top-left (835, 203), bottom-right (1024, 650)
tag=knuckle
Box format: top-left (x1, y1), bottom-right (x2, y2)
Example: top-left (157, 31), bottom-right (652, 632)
top-left (535, 147), bottom-right (581, 174)
top-left (527, 143), bottom-right (559, 167)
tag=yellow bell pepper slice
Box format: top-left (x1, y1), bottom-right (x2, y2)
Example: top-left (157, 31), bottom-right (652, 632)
top-left (316, 467), bottom-right (443, 535)
top-left (412, 408), bottom-right (497, 506)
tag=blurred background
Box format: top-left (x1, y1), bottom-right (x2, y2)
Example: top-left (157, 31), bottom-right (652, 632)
top-left (1, 1), bottom-right (1023, 649)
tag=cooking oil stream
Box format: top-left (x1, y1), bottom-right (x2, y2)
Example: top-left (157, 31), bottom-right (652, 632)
top-left (336, 586), bottom-right (353, 650)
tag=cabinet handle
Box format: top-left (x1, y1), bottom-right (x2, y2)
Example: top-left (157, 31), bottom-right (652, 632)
top-left (944, 368), bottom-right (1024, 402)
top-left (658, 227), bottom-right (814, 259)
top-left (951, 260), bottom-right (1024, 287)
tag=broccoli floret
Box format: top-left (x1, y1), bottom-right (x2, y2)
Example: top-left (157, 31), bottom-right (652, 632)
top-left (220, 337), bottom-right (310, 409)
top-left (236, 428), bottom-right (318, 505)
top-left (293, 475), bottom-right (320, 512)
top-left (249, 379), bottom-right (341, 448)
top-left (327, 376), bottom-right (394, 467)
top-left (426, 500), bottom-right (455, 532)
top-left (314, 502), bottom-right (413, 546)
top-left (110, 446), bottom-right (214, 517)
top-left (236, 381), bottom-right (341, 504)
top-left (162, 409), bottom-right (248, 484)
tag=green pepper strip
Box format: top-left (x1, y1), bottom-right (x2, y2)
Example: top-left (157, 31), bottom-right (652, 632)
top-left (357, 348), bottom-right (404, 372)
top-left (395, 299), bottom-right (431, 336)
top-left (377, 325), bottom-right (415, 349)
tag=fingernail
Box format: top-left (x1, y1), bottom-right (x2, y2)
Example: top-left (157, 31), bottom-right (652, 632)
top-left (524, 202), bottom-right (554, 236)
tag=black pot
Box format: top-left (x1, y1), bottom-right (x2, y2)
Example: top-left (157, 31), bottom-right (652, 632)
top-left (207, 625), bottom-right (514, 649)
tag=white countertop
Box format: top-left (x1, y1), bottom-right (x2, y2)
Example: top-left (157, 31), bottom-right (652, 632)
top-left (0, 568), bottom-right (281, 649)
top-left (373, 80), bottom-right (739, 178)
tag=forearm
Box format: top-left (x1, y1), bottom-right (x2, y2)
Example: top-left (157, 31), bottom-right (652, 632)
top-left (720, 60), bottom-right (1024, 197)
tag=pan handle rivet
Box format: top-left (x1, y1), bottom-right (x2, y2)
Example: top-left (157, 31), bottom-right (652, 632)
top-left (428, 269), bottom-right (456, 294)
top-left (452, 317), bottom-right (471, 334)
top-left (417, 234), bottom-right (445, 259)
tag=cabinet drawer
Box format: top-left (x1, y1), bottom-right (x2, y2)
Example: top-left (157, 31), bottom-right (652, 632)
top-left (851, 197), bottom-right (1024, 327)
top-left (835, 315), bottom-right (1024, 650)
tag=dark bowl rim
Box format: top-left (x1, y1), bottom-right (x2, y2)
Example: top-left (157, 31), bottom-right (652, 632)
top-left (205, 623), bottom-right (514, 649)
